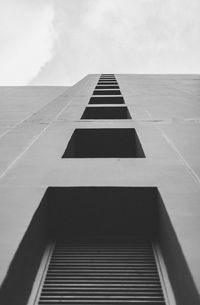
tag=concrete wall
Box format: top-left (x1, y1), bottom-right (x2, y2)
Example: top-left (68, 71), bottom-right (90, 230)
top-left (0, 75), bottom-right (200, 304)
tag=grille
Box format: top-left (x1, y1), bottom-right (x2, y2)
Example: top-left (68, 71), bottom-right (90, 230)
top-left (38, 238), bottom-right (166, 304)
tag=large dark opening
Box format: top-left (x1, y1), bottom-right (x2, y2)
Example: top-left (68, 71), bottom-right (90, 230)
top-left (2, 187), bottom-right (199, 305)
top-left (93, 90), bottom-right (121, 95)
top-left (49, 187), bottom-right (157, 240)
top-left (89, 96), bottom-right (124, 104)
top-left (62, 128), bottom-right (145, 158)
top-left (81, 106), bottom-right (131, 119)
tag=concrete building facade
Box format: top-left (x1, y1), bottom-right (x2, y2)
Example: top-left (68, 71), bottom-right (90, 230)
top-left (0, 75), bottom-right (200, 304)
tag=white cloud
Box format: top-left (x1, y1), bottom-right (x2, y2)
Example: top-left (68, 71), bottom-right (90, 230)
top-left (34, 0), bottom-right (199, 85)
top-left (1, 0), bottom-right (200, 85)
top-left (0, 0), bottom-right (56, 85)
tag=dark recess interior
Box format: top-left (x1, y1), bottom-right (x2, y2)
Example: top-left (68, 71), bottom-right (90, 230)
top-left (96, 85), bottom-right (119, 89)
top-left (48, 187), bottom-right (158, 240)
top-left (1, 187), bottom-right (199, 305)
top-left (62, 128), bottom-right (145, 158)
top-left (98, 80), bottom-right (118, 82)
top-left (93, 90), bottom-right (121, 95)
top-left (81, 106), bottom-right (131, 119)
top-left (89, 96), bottom-right (124, 104)
top-left (98, 81), bottom-right (118, 84)
top-left (99, 79), bottom-right (116, 81)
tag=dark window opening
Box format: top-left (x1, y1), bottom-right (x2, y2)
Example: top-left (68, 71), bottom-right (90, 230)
top-left (98, 78), bottom-right (117, 81)
top-left (28, 187), bottom-right (171, 305)
top-left (93, 90), bottom-right (121, 95)
top-left (96, 85), bottom-right (119, 89)
top-left (3, 186), bottom-right (192, 305)
top-left (81, 106), bottom-right (131, 119)
top-left (99, 79), bottom-right (117, 81)
top-left (89, 96), bottom-right (124, 104)
top-left (98, 82), bottom-right (118, 86)
top-left (62, 128), bottom-right (145, 158)
top-left (100, 75), bottom-right (115, 78)
top-left (99, 77), bottom-right (116, 79)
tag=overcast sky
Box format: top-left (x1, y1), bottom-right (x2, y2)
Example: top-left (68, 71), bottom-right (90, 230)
top-left (0, 0), bottom-right (200, 86)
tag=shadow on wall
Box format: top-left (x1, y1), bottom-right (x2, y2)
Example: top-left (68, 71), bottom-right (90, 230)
top-left (0, 187), bottom-right (199, 305)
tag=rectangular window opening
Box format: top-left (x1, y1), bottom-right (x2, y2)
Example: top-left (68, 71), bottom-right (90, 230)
top-left (81, 106), bottom-right (132, 119)
top-left (95, 85), bottom-right (119, 89)
top-left (93, 90), bottom-right (121, 95)
top-left (100, 75), bottom-right (115, 77)
top-left (97, 83), bottom-right (118, 86)
top-left (62, 128), bottom-right (145, 158)
top-left (100, 77), bottom-right (116, 79)
top-left (89, 96), bottom-right (124, 104)
top-left (98, 79), bottom-right (117, 81)
top-left (27, 187), bottom-right (177, 305)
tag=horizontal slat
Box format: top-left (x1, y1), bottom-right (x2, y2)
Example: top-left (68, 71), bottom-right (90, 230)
top-left (37, 239), bottom-right (166, 304)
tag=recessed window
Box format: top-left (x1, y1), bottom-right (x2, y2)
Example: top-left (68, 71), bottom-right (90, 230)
top-left (98, 79), bottom-right (118, 82)
top-left (62, 128), bottom-right (145, 158)
top-left (89, 96), bottom-right (124, 104)
top-left (99, 78), bottom-right (116, 81)
top-left (100, 75), bottom-right (115, 78)
top-left (93, 89), bottom-right (121, 95)
top-left (81, 106), bottom-right (131, 119)
top-left (26, 187), bottom-right (176, 305)
top-left (99, 79), bottom-right (117, 81)
top-left (96, 85), bottom-right (119, 89)
top-left (98, 80), bottom-right (117, 82)
top-left (98, 83), bottom-right (118, 86)
top-left (5, 186), bottom-right (189, 305)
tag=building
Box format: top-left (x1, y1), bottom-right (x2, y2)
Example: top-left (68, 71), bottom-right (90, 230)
top-left (0, 74), bottom-right (200, 305)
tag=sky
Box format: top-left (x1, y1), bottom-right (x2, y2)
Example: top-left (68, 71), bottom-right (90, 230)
top-left (0, 0), bottom-right (200, 86)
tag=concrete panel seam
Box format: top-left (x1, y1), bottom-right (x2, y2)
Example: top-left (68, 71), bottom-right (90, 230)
top-left (0, 101), bottom-right (72, 180)
top-left (0, 90), bottom-right (67, 141)
top-left (145, 109), bottom-right (200, 188)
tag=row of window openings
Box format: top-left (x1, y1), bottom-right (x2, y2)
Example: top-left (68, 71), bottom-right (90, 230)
top-left (90, 75), bottom-right (123, 105)
top-left (95, 75), bottom-right (120, 95)
top-left (63, 76), bottom-right (141, 158)
top-left (31, 78), bottom-right (172, 304)
top-left (85, 78), bottom-right (127, 118)
top-left (30, 78), bottom-right (172, 304)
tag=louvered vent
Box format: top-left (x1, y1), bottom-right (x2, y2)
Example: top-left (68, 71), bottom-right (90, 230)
top-left (38, 238), bottom-right (166, 304)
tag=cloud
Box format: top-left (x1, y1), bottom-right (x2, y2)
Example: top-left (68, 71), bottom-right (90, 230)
top-left (0, 0), bottom-right (56, 85)
top-left (32, 0), bottom-right (200, 85)
top-left (1, 0), bottom-right (200, 85)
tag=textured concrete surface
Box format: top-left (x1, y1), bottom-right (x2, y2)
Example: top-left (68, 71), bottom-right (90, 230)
top-left (0, 75), bottom-right (200, 303)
